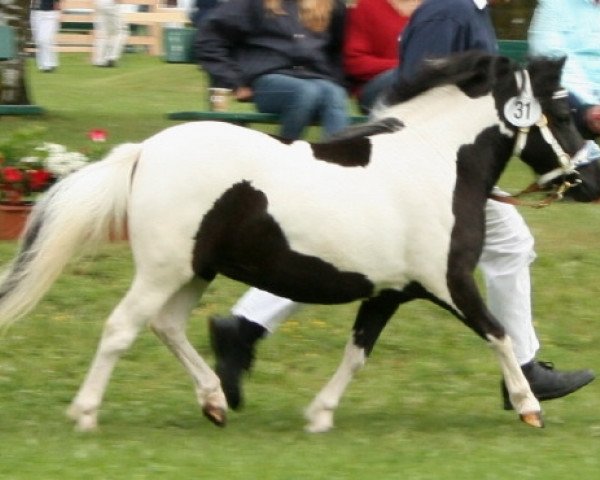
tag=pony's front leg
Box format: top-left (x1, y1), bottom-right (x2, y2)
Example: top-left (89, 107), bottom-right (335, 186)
top-left (487, 334), bottom-right (543, 427)
top-left (447, 269), bottom-right (542, 427)
top-left (305, 291), bottom-right (402, 433)
top-left (304, 339), bottom-right (366, 433)
top-left (149, 279), bottom-right (227, 427)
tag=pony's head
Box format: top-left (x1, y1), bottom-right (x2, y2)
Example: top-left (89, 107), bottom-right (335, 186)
top-left (378, 51), bottom-right (588, 198)
top-left (512, 56), bottom-right (587, 193)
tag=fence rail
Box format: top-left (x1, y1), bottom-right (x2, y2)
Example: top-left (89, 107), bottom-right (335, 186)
top-left (57, 0), bottom-right (189, 56)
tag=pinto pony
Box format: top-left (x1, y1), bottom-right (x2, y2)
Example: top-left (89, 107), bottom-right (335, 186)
top-left (0, 52), bottom-right (590, 432)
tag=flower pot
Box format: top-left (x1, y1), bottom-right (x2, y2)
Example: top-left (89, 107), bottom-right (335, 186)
top-left (0, 203), bottom-right (128, 242)
top-left (0, 203), bottom-right (32, 240)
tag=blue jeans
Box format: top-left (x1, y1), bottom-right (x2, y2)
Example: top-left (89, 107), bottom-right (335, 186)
top-left (252, 74), bottom-right (349, 140)
top-left (357, 68), bottom-right (398, 115)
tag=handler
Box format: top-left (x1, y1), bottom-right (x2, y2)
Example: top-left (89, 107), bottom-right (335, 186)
top-left (208, 0), bottom-right (595, 411)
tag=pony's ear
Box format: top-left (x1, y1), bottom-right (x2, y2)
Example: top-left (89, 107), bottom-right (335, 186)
top-left (527, 55), bottom-right (567, 95)
top-left (457, 53), bottom-right (495, 97)
top-left (493, 55), bottom-right (512, 78)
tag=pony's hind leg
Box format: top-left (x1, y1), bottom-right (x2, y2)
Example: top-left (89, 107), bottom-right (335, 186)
top-left (305, 290), bottom-right (403, 433)
top-left (149, 278), bottom-right (227, 427)
top-left (66, 274), bottom-right (190, 431)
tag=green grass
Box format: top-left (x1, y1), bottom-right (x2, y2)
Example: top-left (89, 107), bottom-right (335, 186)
top-left (1, 53), bottom-right (600, 479)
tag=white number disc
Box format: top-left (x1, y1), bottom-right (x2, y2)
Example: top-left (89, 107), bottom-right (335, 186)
top-left (503, 96), bottom-right (542, 127)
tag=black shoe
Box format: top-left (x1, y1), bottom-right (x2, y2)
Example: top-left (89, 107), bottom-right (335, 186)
top-left (502, 360), bottom-right (595, 410)
top-left (208, 315), bottom-right (266, 410)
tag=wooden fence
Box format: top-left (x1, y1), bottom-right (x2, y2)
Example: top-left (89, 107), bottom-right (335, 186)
top-left (57, 0), bottom-right (189, 56)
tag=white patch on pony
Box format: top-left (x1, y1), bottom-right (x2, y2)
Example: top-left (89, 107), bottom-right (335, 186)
top-left (486, 334), bottom-right (540, 414)
top-left (131, 85), bottom-right (506, 310)
top-left (304, 340), bottom-right (366, 433)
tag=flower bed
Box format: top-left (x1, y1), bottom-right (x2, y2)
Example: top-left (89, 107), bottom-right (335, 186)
top-left (0, 127), bottom-right (110, 240)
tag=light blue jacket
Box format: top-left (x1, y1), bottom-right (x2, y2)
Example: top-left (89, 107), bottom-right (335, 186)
top-left (528, 0), bottom-right (600, 106)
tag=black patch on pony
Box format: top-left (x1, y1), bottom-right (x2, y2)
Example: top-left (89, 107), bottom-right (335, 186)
top-left (352, 283), bottom-right (456, 356)
top-left (446, 126), bottom-right (515, 340)
top-left (382, 50), bottom-right (514, 107)
top-left (192, 181), bottom-right (374, 303)
top-left (310, 117), bottom-right (404, 166)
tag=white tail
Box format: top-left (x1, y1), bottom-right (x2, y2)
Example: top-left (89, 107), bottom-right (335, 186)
top-left (0, 143), bottom-right (142, 329)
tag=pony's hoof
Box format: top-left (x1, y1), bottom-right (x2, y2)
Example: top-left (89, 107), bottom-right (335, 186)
top-left (304, 421), bottom-right (333, 434)
top-left (304, 406), bottom-right (333, 433)
top-left (66, 404), bottom-right (98, 432)
top-left (519, 411), bottom-right (544, 428)
top-left (203, 404), bottom-right (227, 427)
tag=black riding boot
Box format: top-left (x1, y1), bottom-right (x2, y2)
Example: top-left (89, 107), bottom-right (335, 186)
top-left (502, 360), bottom-right (595, 410)
top-left (209, 315), bottom-right (267, 410)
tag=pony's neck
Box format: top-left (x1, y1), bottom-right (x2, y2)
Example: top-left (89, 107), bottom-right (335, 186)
top-left (378, 85), bottom-right (496, 127)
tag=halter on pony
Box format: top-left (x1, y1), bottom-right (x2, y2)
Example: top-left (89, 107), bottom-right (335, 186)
top-left (492, 70), bottom-right (588, 207)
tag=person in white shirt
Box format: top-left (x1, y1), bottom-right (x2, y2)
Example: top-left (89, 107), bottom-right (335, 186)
top-left (30, 0), bottom-right (61, 72)
top-left (93, 0), bottom-right (128, 67)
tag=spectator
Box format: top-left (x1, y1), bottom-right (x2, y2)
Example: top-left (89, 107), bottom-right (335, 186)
top-left (528, 0), bottom-right (600, 157)
top-left (344, 0), bottom-right (420, 114)
top-left (207, 0), bottom-right (595, 412)
top-left (190, 0), bottom-right (219, 29)
top-left (93, 0), bottom-right (128, 68)
top-left (30, 0), bottom-right (61, 72)
top-left (195, 0), bottom-right (349, 140)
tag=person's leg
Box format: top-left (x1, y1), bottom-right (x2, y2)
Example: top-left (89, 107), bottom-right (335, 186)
top-left (311, 79), bottom-right (350, 138)
top-left (479, 199), bottom-right (539, 365)
top-left (35, 11), bottom-right (58, 70)
top-left (45, 11), bottom-right (60, 69)
top-left (479, 199), bottom-right (594, 408)
top-left (105, 5), bottom-right (127, 63)
top-left (93, 10), bottom-right (109, 66)
top-left (252, 74), bottom-right (321, 140)
top-left (357, 68), bottom-right (398, 114)
top-left (30, 11), bottom-right (43, 70)
top-left (210, 289), bottom-right (301, 409)
top-left (232, 288), bottom-right (301, 333)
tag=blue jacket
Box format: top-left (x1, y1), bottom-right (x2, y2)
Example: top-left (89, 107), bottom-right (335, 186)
top-left (196, 0), bottom-right (346, 89)
top-left (397, 0), bottom-right (497, 80)
top-left (528, 0), bottom-right (600, 108)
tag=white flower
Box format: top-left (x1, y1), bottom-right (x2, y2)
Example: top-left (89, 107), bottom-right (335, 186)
top-left (42, 144), bottom-right (90, 177)
top-left (39, 143), bottom-right (67, 155)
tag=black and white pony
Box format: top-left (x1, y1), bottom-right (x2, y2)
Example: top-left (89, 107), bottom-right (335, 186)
top-left (0, 52), bottom-right (592, 432)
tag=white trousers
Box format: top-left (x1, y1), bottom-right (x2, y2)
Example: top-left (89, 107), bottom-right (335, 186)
top-left (30, 10), bottom-right (60, 70)
top-left (93, 1), bottom-right (128, 65)
top-left (232, 199), bottom-right (540, 365)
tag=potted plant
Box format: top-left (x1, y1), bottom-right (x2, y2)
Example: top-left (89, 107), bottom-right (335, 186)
top-left (0, 127), bottom-right (108, 240)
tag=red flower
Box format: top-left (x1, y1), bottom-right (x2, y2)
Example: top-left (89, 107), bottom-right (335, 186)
top-left (88, 129), bottom-right (108, 142)
top-left (27, 169), bottom-right (53, 191)
top-left (2, 166), bottom-right (24, 183)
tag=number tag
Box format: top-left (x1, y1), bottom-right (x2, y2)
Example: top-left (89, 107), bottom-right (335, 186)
top-left (503, 96), bottom-right (542, 127)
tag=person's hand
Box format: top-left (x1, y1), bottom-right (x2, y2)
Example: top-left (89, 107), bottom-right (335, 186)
top-left (235, 87), bottom-right (253, 102)
top-left (585, 105), bottom-right (600, 135)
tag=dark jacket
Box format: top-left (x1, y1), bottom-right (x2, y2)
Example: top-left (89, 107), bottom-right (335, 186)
top-left (398, 0), bottom-right (497, 80)
top-left (195, 0), bottom-right (346, 89)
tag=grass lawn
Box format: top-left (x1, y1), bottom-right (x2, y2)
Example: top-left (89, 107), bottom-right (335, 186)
top-left (0, 53), bottom-right (599, 479)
